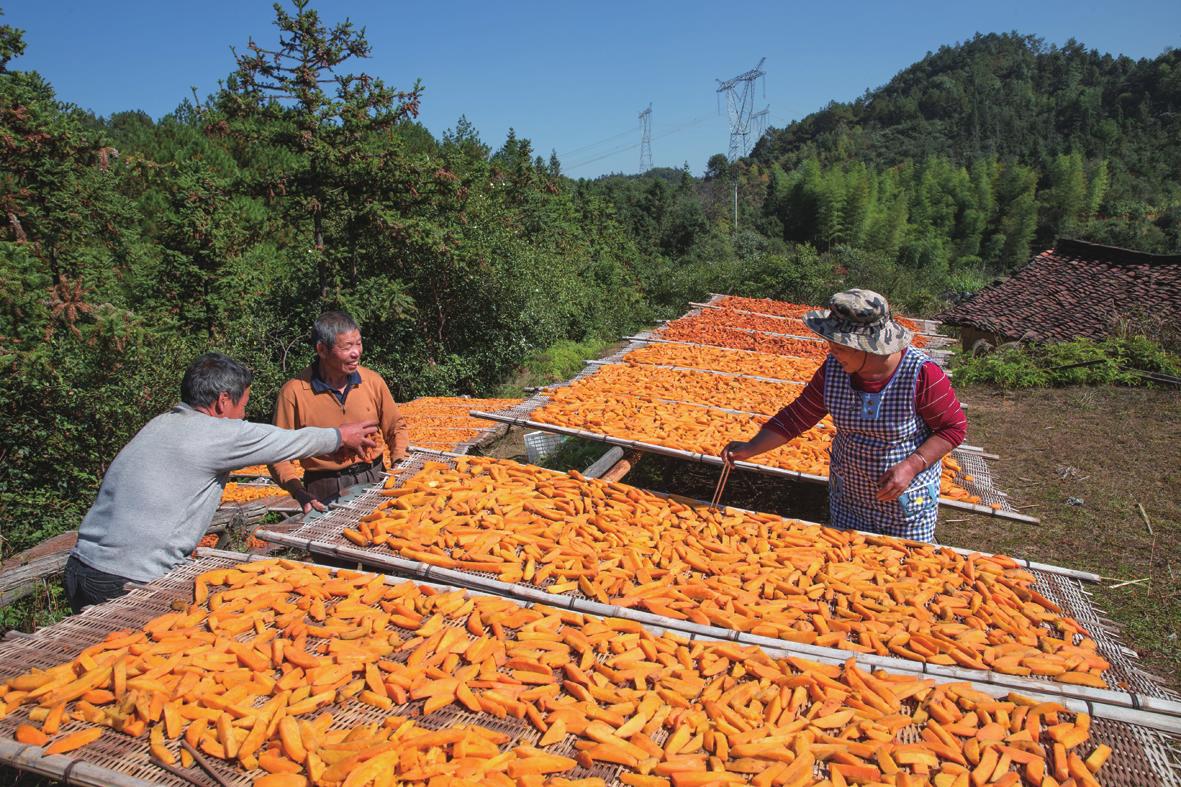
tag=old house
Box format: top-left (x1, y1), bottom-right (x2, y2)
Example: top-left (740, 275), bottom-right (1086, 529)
top-left (940, 239), bottom-right (1181, 353)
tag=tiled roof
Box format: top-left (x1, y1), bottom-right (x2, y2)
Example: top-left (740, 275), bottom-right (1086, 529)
top-left (939, 239), bottom-right (1181, 343)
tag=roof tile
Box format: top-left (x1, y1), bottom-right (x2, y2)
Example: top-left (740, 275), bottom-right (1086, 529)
top-left (939, 239), bottom-right (1181, 343)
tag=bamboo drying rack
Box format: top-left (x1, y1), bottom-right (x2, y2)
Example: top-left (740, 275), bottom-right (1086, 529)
top-left (257, 451), bottom-right (1175, 714)
top-left (4, 549), bottom-right (1180, 784)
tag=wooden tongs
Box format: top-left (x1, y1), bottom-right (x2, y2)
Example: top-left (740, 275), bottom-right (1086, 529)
top-left (151, 740), bottom-right (232, 787)
top-left (711, 456), bottom-right (734, 510)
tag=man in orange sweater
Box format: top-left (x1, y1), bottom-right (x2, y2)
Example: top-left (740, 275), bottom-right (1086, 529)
top-left (269, 311), bottom-right (409, 513)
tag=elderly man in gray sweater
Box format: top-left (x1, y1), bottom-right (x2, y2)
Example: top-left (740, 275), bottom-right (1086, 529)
top-left (65, 352), bottom-right (378, 612)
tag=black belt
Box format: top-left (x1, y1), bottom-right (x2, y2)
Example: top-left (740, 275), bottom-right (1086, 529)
top-left (304, 458), bottom-right (383, 485)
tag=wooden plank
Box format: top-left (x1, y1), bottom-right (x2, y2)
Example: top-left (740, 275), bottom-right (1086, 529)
top-left (0, 553), bottom-right (69, 607)
top-left (1, 531), bottom-right (77, 563)
top-left (582, 446), bottom-right (624, 479)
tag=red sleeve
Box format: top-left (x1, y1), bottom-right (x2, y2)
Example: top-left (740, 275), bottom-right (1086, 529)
top-left (765, 366), bottom-right (828, 440)
top-left (915, 363), bottom-right (967, 446)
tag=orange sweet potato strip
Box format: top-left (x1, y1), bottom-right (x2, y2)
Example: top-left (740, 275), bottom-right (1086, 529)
top-left (0, 553), bottom-right (1112, 786)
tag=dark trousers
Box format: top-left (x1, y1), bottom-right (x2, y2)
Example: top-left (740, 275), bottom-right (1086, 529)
top-left (63, 555), bottom-right (133, 613)
top-left (304, 462), bottom-right (384, 505)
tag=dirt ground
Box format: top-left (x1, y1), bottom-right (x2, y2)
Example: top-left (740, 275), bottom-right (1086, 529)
top-left (940, 385), bottom-right (1181, 692)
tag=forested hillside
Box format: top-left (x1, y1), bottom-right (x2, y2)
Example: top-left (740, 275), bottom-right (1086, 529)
top-left (585, 33), bottom-right (1180, 321)
top-left (2, 5), bottom-right (1178, 556)
top-left (745, 33), bottom-right (1181, 267)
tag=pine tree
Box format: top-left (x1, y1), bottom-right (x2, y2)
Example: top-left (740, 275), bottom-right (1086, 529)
top-left (216, 0), bottom-right (422, 298)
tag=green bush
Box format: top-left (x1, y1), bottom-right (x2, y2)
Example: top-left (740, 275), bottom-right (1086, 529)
top-left (0, 582), bottom-right (68, 634)
top-left (952, 337), bottom-right (1181, 388)
top-left (508, 338), bottom-right (614, 392)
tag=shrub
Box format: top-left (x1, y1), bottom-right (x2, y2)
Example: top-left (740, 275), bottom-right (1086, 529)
top-left (952, 337), bottom-right (1181, 389)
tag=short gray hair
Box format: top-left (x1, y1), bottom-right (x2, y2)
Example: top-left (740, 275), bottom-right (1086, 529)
top-left (311, 310), bottom-right (360, 349)
top-left (180, 353), bottom-right (253, 408)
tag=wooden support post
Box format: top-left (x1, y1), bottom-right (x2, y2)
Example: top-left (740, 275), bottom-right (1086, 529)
top-left (601, 451), bottom-right (643, 483)
top-left (582, 446), bottom-right (624, 479)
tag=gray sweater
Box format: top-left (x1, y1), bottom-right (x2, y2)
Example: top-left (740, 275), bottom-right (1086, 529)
top-left (72, 404), bottom-right (340, 582)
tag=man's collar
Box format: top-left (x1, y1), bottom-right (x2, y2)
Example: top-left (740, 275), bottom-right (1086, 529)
top-left (311, 360), bottom-right (362, 393)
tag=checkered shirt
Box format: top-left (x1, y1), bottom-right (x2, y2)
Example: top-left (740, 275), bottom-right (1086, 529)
top-left (824, 346), bottom-right (941, 542)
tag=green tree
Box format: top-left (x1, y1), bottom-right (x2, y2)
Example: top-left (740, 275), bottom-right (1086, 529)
top-left (0, 9), bottom-right (25, 71)
top-left (1087, 159), bottom-right (1109, 215)
top-left (1042, 151), bottom-right (1087, 238)
top-left (997, 163), bottom-right (1040, 268)
top-left (216, 0), bottom-right (423, 298)
top-left (0, 23), bottom-right (170, 555)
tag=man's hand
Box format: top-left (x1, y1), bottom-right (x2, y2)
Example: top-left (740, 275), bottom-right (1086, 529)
top-left (298, 493), bottom-right (327, 515)
top-left (721, 440), bottom-right (756, 466)
top-left (876, 455), bottom-right (923, 501)
top-left (281, 481), bottom-right (327, 515)
top-left (337, 420), bottom-right (379, 460)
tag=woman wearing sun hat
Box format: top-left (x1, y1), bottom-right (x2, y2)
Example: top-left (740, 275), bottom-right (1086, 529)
top-left (722, 289), bottom-right (967, 542)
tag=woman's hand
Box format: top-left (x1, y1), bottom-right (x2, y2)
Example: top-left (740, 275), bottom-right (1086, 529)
top-left (876, 455), bottom-right (924, 501)
top-left (722, 440), bottom-right (756, 465)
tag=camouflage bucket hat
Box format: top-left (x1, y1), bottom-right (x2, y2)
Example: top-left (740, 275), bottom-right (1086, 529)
top-left (803, 289), bottom-right (913, 355)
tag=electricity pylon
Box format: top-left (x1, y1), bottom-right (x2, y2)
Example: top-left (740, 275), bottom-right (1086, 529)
top-left (716, 58), bottom-right (766, 231)
top-left (716, 58), bottom-right (766, 161)
top-left (638, 104), bottom-right (653, 172)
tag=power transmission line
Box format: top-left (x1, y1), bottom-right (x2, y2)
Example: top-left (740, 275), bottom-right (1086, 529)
top-left (564, 114), bottom-right (713, 172)
top-left (751, 107), bottom-right (770, 145)
top-left (556, 126), bottom-right (640, 159)
top-left (638, 103), bottom-right (652, 172)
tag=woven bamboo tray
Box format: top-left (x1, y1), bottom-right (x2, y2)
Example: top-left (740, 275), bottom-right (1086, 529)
top-left (469, 388), bottom-right (1034, 524)
top-left (698, 294), bottom-right (957, 349)
top-left (654, 306), bottom-right (957, 369)
top-left (399, 396), bottom-right (517, 453)
top-left (0, 552), bottom-right (654, 786)
top-left (3, 549), bottom-right (1179, 786)
top-left (256, 451), bottom-right (1179, 718)
top-left (586, 356), bottom-right (809, 386)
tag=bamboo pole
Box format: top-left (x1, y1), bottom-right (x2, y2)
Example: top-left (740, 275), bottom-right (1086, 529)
top-left (0, 739), bottom-right (156, 787)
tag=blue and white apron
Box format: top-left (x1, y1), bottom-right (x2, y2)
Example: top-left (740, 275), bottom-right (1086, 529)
top-left (824, 346), bottom-right (940, 542)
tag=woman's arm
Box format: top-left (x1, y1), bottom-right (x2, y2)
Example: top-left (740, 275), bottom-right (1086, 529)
top-left (722, 366), bottom-right (828, 464)
top-left (723, 426), bottom-right (792, 464)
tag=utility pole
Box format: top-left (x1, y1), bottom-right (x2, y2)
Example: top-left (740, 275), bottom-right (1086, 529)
top-left (638, 103), bottom-right (653, 172)
top-left (716, 58), bottom-right (766, 232)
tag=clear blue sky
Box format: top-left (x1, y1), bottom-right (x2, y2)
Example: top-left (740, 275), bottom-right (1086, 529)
top-left (5, 1), bottom-right (1179, 178)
